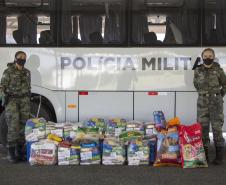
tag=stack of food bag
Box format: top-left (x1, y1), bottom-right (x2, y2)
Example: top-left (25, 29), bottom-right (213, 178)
top-left (143, 122), bottom-right (157, 164)
top-left (63, 123), bottom-right (78, 141)
top-left (119, 130), bottom-right (143, 143)
top-left (106, 118), bottom-right (127, 137)
top-left (75, 126), bottom-right (101, 165)
top-left (46, 122), bottom-right (80, 141)
top-left (45, 121), bottom-right (56, 135)
top-left (25, 118), bottom-right (46, 142)
top-left (117, 121), bottom-right (148, 166)
top-left (154, 116), bottom-right (181, 167)
top-left (83, 118), bottom-right (106, 134)
top-left (76, 127), bottom-right (100, 141)
top-left (144, 122), bottom-right (156, 138)
top-left (102, 137), bottom-right (125, 165)
top-left (58, 141), bottom-right (80, 165)
top-left (49, 123), bottom-right (64, 138)
top-left (29, 140), bottom-right (57, 165)
top-left (179, 123), bottom-right (208, 168)
top-left (127, 138), bottom-right (149, 165)
top-left (126, 121), bottom-right (144, 134)
top-left (80, 139), bottom-right (101, 165)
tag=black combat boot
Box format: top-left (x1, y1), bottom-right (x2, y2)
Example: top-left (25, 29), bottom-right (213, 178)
top-left (16, 145), bottom-right (26, 162)
top-left (204, 146), bottom-right (209, 163)
top-left (7, 147), bottom-right (17, 163)
top-left (212, 146), bottom-right (224, 165)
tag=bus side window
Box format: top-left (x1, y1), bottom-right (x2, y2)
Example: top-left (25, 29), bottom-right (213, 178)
top-left (132, 13), bottom-right (149, 44)
top-left (2, 0), bottom-right (56, 46)
top-left (132, 0), bottom-right (200, 46)
top-left (18, 15), bottom-right (38, 44)
top-left (104, 8), bottom-right (126, 44)
top-left (79, 15), bottom-right (103, 44)
top-left (61, 0), bottom-right (126, 46)
top-left (204, 0), bottom-right (226, 45)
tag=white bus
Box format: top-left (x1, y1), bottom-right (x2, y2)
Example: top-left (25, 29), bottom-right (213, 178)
top-left (1, 0), bottom-right (226, 144)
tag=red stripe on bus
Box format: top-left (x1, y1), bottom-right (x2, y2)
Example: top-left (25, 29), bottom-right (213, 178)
top-left (79, 91), bottom-right (88, 95)
top-left (148, 92), bottom-right (158, 96)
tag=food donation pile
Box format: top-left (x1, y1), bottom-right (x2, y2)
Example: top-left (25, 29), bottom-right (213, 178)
top-left (25, 112), bottom-right (208, 168)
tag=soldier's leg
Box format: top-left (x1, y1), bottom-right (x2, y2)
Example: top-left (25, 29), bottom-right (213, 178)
top-left (5, 99), bottom-right (19, 147)
top-left (5, 99), bottom-right (19, 162)
top-left (210, 95), bottom-right (225, 164)
top-left (210, 96), bottom-right (225, 147)
top-left (197, 96), bottom-right (210, 147)
top-left (18, 97), bottom-right (30, 145)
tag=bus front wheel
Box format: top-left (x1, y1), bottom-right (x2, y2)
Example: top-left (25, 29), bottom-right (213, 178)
top-left (0, 99), bottom-right (56, 146)
top-left (30, 100), bottom-right (55, 122)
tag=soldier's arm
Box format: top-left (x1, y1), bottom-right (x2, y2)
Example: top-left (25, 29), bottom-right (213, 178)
top-left (219, 68), bottom-right (226, 96)
top-left (193, 69), bottom-right (200, 91)
top-left (28, 70), bottom-right (31, 91)
top-left (0, 70), bottom-right (10, 93)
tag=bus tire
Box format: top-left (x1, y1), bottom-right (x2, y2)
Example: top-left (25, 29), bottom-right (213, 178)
top-left (0, 100), bottom-right (55, 147)
top-left (0, 111), bottom-right (7, 147)
top-left (30, 101), bottom-right (55, 122)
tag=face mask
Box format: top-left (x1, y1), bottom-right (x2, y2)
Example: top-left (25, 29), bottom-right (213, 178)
top-left (16, 58), bottom-right (26, 66)
top-left (203, 58), bottom-right (214, 66)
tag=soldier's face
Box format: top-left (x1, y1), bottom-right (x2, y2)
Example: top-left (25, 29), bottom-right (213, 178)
top-left (16, 53), bottom-right (26, 60)
top-left (202, 50), bottom-right (214, 60)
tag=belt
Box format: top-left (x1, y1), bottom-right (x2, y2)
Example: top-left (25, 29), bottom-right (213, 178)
top-left (7, 93), bottom-right (30, 98)
top-left (199, 93), bottom-right (221, 97)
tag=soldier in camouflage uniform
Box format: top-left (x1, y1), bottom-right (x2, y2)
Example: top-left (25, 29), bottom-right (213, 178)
top-left (0, 51), bottom-right (30, 163)
top-left (193, 48), bottom-right (226, 165)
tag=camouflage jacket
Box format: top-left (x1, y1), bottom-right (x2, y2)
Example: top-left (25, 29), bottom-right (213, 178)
top-left (0, 63), bottom-right (31, 96)
top-left (193, 62), bottom-right (226, 95)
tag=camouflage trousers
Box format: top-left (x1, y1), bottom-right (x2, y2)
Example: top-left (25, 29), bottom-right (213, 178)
top-left (5, 97), bottom-right (30, 147)
top-left (197, 94), bottom-right (225, 147)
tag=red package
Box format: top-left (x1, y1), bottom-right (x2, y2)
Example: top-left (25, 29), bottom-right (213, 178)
top-left (178, 123), bottom-right (208, 168)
